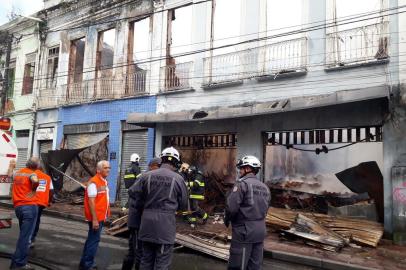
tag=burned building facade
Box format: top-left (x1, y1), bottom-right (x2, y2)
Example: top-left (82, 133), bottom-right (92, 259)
top-left (126, 0), bottom-right (406, 243)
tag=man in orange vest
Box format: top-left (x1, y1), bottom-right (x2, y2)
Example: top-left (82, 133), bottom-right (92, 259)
top-left (79, 160), bottom-right (111, 270)
top-left (30, 164), bottom-right (53, 247)
top-left (10, 157), bottom-right (40, 270)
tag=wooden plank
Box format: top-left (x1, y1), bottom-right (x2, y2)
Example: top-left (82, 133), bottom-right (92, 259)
top-left (175, 233), bottom-right (229, 261)
top-left (266, 207), bottom-right (383, 248)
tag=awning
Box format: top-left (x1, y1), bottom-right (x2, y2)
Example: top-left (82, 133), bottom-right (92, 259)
top-left (128, 86), bottom-right (389, 127)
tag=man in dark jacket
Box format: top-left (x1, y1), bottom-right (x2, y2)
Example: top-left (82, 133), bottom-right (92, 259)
top-left (132, 147), bottom-right (188, 270)
top-left (225, 155), bottom-right (270, 270)
top-left (122, 158), bottom-right (161, 270)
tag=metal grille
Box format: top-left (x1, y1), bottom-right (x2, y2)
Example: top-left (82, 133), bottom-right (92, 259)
top-left (63, 122), bottom-right (109, 135)
top-left (266, 126), bottom-right (382, 146)
top-left (119, 130), bottom-right (148, 206)
top-left (39, 140), bottom-right (53, 154)
top-left (16, 148), bottom-right (28, 170)
top-left (163, 134), bottom-right (237, 149)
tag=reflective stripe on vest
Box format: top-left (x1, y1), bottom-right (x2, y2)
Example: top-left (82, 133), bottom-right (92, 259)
top-left (124, 174), bottom-right (136, 179)
top-left (190, 194), bottom-right (204, 200)
top-left (188, 180), bottom-right (205, 187)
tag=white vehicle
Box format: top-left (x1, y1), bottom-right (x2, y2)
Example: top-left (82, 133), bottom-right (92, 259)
top-left (0, 130), bottom-right (18, 199)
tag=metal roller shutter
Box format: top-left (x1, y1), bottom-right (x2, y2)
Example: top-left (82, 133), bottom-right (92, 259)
top-left (119, 130), bottom-right (148, 206)
top-left (65, 132), bottom-right (109, 149)
top-left (16, 148), bottom-right (28, 170)
top-left (39, 140), bottom-right (53, 154)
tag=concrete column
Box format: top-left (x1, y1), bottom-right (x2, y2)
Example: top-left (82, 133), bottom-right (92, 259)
top-left (307, 0), bottom-right (326, 71)
top-left (190, 0), bottom-right (212, 90)
top-left (149, 4), bottom-right (166, 95)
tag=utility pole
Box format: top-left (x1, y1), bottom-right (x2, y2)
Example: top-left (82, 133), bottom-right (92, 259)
top-left (0, 32), bottom-right (12, 116)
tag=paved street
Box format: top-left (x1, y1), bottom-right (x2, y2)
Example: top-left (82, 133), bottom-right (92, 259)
top-left (0, 207), bottom-right (316, 270)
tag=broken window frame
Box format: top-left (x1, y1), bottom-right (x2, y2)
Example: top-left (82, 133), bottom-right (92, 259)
top-left (204, 0), bottom-right (243, 84)
top-left (162, 4), bottom-right (194, 91)
top-left (7, 59), bottom-right (16, 99)
top-left (126, 16), bottom-right (152, 94)
top-left (22, 54), bottom-right (36, 95)
top-left (46, 46), bottom-right (60, 89)
top-left (68, 37), bottom-right (86, 85)
top-left (96, 28), bottom-right (116, 79)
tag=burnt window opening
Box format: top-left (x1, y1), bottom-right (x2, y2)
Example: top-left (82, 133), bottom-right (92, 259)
top-left (328, 0), bottom-right (388, 65)
top-left (163, 5), bottom-right (193, 90)
top-left (211, 0), bottom-right (241, 56)
top-left (22, 57), bottom-right (36, 95)
top-left (96, 28), bottom-right (116, 79)
top-left (68, 37), bottom-right (86, 84)
top-left (266, 0), bottom-right (303, 41)
top-left (127, 17), bottom-right (151, 94)
top-left (47, 46), bottom-right (59, 88)
top-left (7, 59), bottom-right (16, 98)
top-left (129, 17), bottom-right (150, 72)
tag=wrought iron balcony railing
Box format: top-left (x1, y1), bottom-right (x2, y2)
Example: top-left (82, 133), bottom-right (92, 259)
top-left (326, 22), bottom-right (389, 67)
top-left (160, 61), bottom-right (193, 92)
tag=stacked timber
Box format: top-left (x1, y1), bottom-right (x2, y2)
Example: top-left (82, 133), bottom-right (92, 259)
top-left (267, 207), bottom-right (384, 248)
top-left (106, 215), bottom-right (129, 236)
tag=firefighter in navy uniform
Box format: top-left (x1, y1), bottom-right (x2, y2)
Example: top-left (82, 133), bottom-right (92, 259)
top-left (187, 166), bottom-right (208, 225)
top-left (124, 153), bottom-right (142, 190)
top-left (132, 147), bottom-right (188, 270)
top-left (225, 156), bottom-right (270, 270)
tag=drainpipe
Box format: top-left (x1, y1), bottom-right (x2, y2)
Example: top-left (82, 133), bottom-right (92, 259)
top-left (30, 18), bottom-right (47, 156)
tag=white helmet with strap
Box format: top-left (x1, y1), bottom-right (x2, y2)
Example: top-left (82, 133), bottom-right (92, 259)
top-left (160, 147), bottom-right (180, 162)
top-left (130, 153), bottom-right (140, 162)
top-left (236, 155), bottom-right (261, 169)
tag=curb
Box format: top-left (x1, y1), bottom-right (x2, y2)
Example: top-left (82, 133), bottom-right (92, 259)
top-left (264, 250), bottom-right (378, 270)
top-left (0, 201), bottom-right (85, 223)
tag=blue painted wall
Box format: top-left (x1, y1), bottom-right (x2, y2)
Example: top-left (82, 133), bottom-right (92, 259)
top-left (56, 96), bottom-right (156, 202)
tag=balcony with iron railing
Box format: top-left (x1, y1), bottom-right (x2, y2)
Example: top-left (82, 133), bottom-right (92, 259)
top-left (326, 22), bottom-right (389, 68)
top-left (159, 61), bottom-right (193, 92)
top-left (60, 69), bottom-right (149, 105)
top-left (203, 37), bottom-right (308, 86)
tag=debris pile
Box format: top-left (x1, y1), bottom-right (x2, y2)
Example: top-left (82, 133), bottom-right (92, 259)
top-left (266, 207), bottom-right (384, 249)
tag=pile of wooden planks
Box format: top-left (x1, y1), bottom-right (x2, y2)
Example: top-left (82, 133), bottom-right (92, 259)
top-left (106, 215), bottom-right (129, 236)
top-left (267, 207), bottom-right (384, 248)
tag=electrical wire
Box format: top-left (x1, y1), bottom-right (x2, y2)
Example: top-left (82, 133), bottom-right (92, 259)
top-left (3, 4), bottom-right (404, 83)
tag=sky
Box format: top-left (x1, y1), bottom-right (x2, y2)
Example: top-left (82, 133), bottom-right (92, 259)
top-left (0, 0), bottom-right (44, 25)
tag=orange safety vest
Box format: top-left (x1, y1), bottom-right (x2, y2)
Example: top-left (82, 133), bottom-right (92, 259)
top-left (12, 168), bottom-right (38, 207)
top-left (84, 173), bottom-right (110, 222)
top-left (34, 170), bottom-right (52, 207)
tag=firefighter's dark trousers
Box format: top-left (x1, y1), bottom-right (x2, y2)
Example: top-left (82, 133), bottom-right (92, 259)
top-left (122, 228), bottom-right (142, 270)
top-left (227, 241), bottom-right (264, 270)
top-left (139, 241), bottom-right (173, 270)
top-left (190, 199), bottom-right (207, 220)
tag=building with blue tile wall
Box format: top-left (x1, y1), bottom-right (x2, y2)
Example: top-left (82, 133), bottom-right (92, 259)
top-left (56, 96), bottom-right (156, 202)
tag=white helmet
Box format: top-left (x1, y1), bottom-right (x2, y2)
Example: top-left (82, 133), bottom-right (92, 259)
top-left (236, 155), bottom-right (261, 169)
top-left (160, 147), bottom-right (180, 162)
top-left (130, 153), bottom-right (140, 162)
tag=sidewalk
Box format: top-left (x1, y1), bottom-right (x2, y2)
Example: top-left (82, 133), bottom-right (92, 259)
top-left (2, 200), bottom-right (405, 270)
